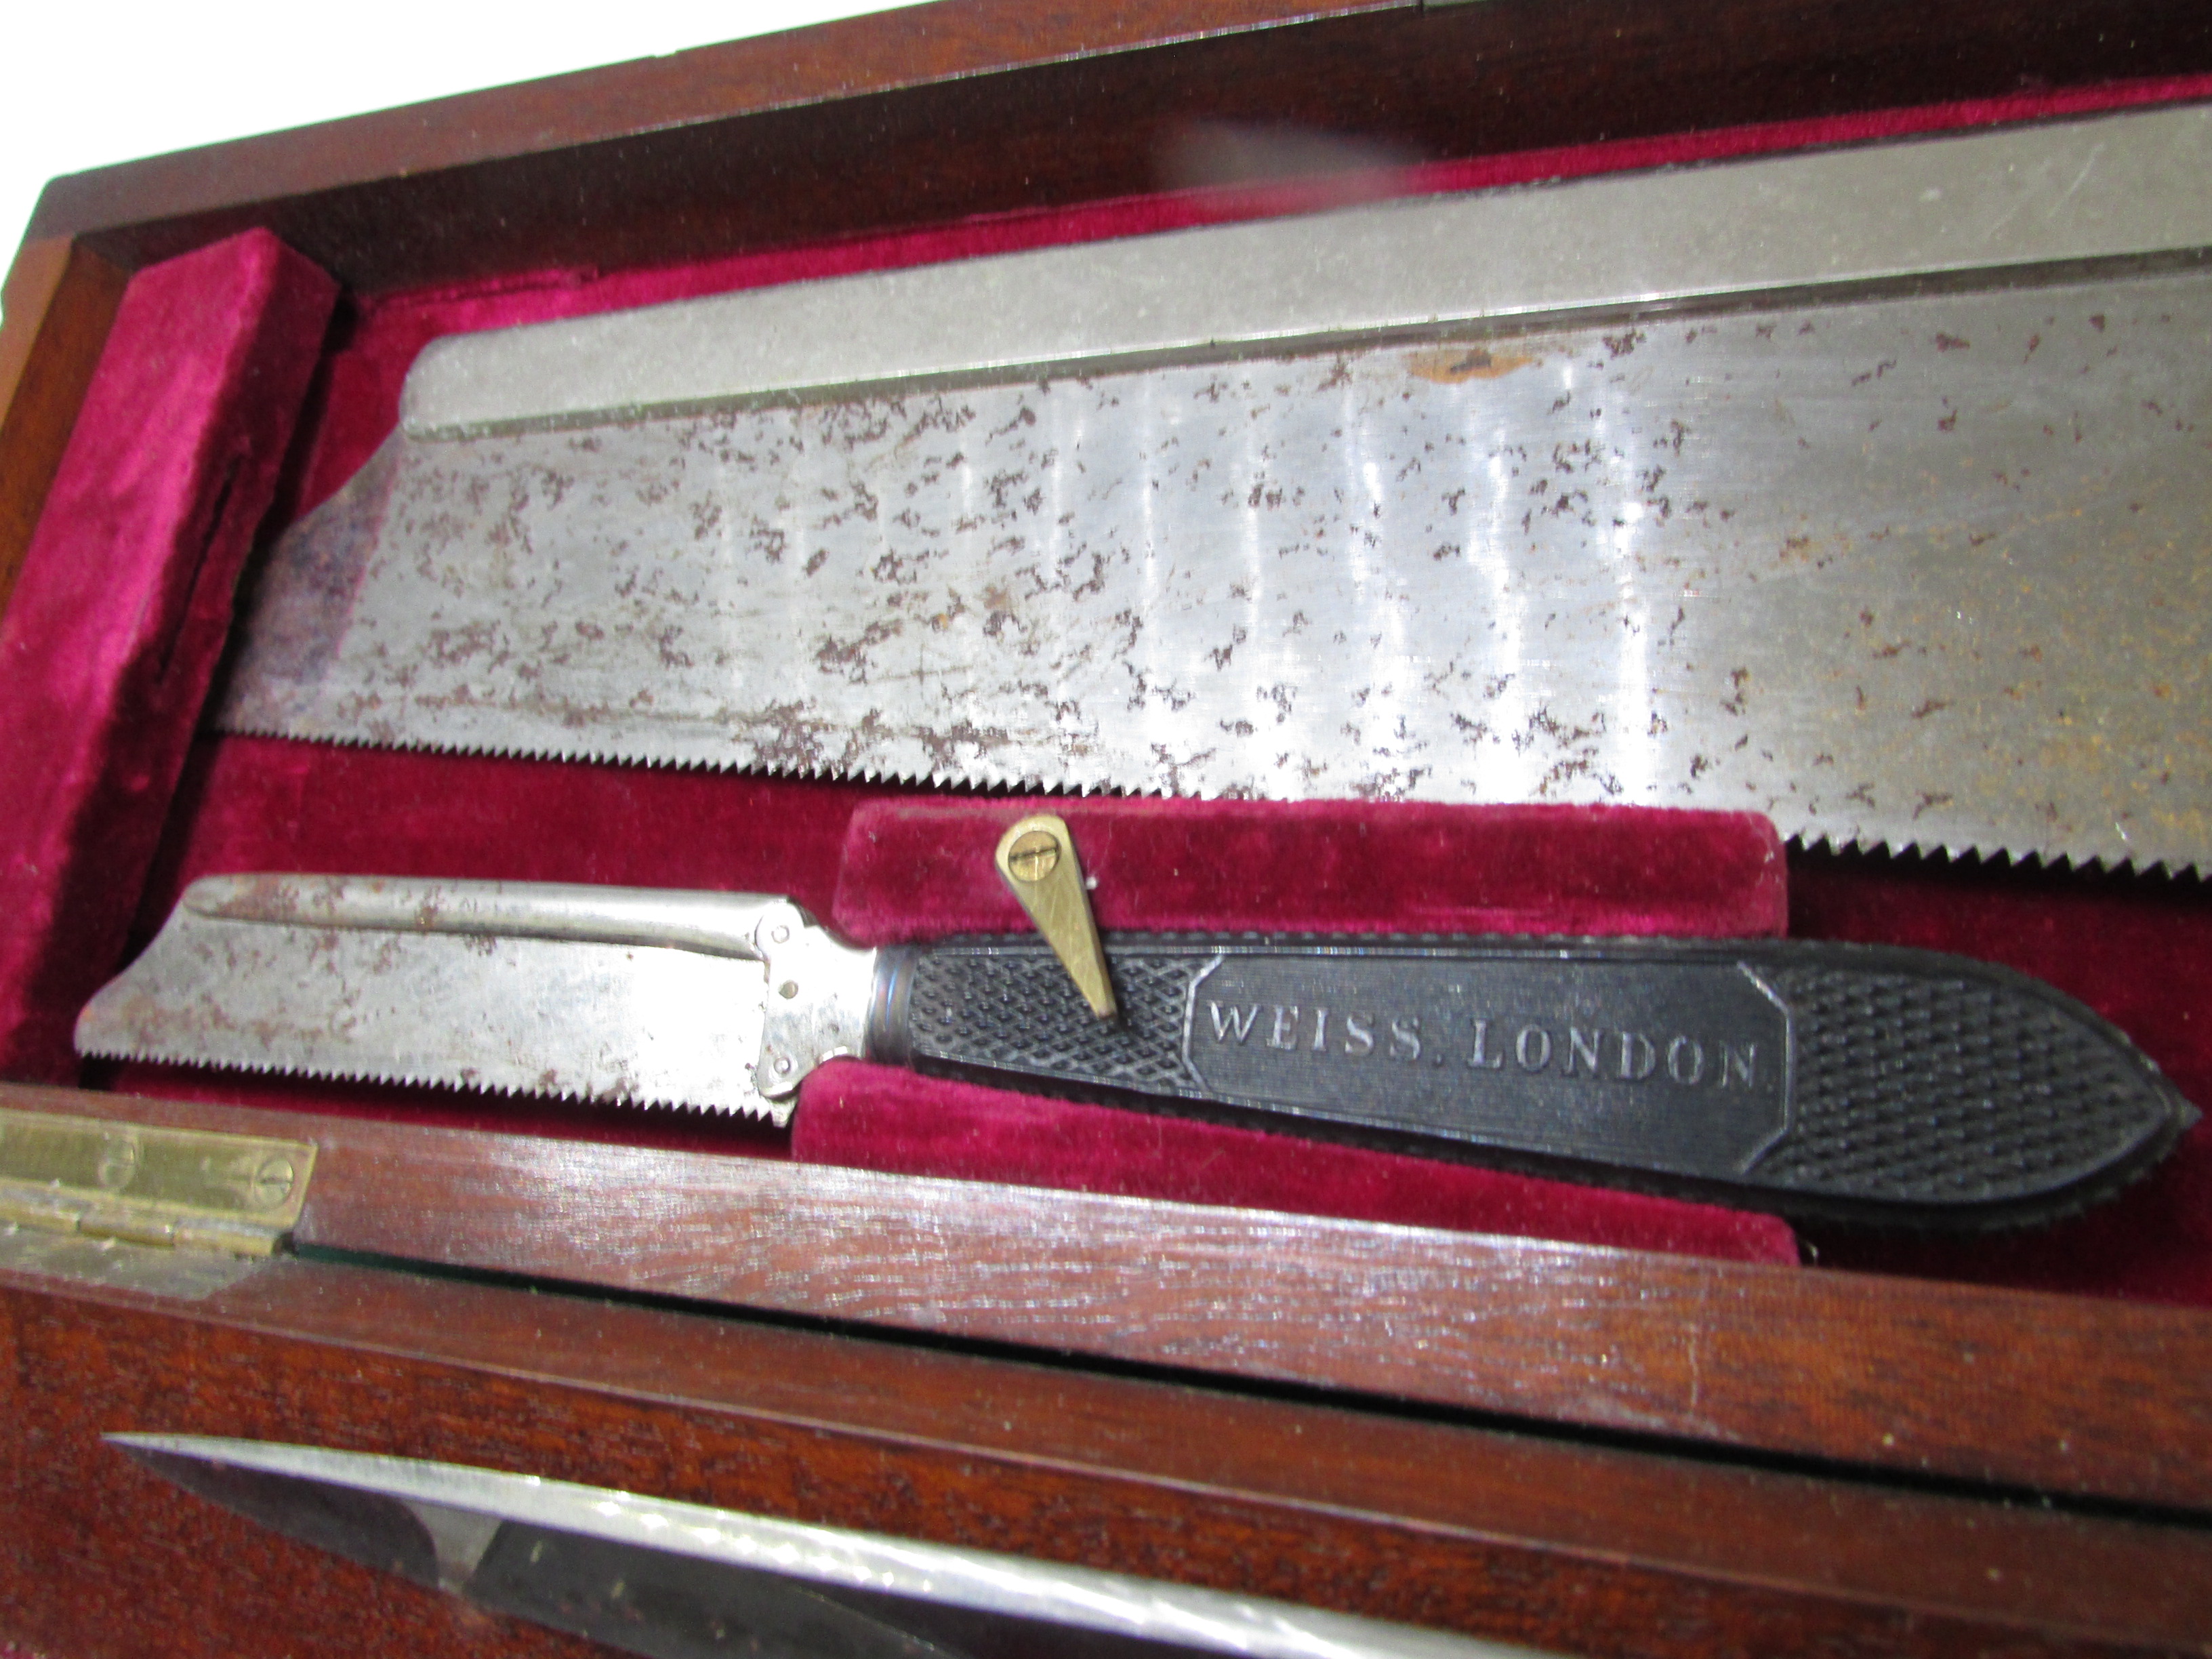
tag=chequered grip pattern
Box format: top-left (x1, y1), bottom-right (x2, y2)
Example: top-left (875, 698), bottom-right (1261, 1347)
top-left (891, 935), bottom-right (2192, 1225)
top-left (1753, 964), bottom-right (2177, 1205)
top-left (903, 939), bottom-right (1206, 1097)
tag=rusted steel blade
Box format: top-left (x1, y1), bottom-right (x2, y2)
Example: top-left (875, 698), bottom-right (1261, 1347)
top-left (216, 108), bottom-right (2212, 872)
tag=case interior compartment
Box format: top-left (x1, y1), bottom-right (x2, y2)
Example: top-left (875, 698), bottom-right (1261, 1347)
top-left (7, 77), bottom-right (2209, 1294)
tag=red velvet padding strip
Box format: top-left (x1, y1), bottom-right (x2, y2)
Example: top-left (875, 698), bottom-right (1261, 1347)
top-left (0, 232), bottom-right (336, 1080)
top-left (830, 798), bottom-right (1789, 943)
top-left (797, 797), bottom-right (1800, 1262)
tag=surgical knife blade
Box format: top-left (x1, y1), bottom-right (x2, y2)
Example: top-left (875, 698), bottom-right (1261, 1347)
top-left (110, 1435), bottom-right (1544, 1658)
top-left (76, 874), bottom-right (2197, 1227)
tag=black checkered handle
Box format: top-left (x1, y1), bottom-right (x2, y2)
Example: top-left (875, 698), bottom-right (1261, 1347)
top-left (871, 935), bottom-right (2196, 1228)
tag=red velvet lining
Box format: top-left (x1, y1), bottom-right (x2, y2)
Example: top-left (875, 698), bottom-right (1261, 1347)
top-left (15, 77), bottom-right (2212, 1292)
top-left (794, 1065), bottom-right (1799, 1261)
top-left (138, 735), bottom-right (873, 918)
top-left (829, 798), bottom-right (1788, 943)
top-left (0, 232), bottom-right (335, 1080)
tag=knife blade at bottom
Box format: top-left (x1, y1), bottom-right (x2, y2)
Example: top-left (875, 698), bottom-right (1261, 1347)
top-left (109, 1435), bottom-right (1545, 1659)
top-left (76, 875), bottom-right (2196, 1228)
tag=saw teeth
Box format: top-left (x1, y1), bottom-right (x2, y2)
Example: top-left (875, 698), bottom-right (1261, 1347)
top-left (85, 1042), bottom-right (773, 1120)
top-left (219, 703), bottom-right (2199, 876)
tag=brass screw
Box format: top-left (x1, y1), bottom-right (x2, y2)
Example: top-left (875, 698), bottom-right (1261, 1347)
top-left (95, 1136), bottom-right (139, 1192)
top-left (249, 1155), bottom-right (296, 1211)
top-left (1004, 829), bottom-right (1062, 884)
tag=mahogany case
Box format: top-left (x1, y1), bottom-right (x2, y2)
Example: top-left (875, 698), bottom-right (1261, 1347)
top-left (5, 3), bottom-right (2212, 1654)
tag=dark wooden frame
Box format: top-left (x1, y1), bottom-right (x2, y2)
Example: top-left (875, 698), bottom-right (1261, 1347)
top-left (8, 3), bottom-right (2212, 1652)
top-left (15, 1081), bottom-right (2211, 1514)
top-left (13, 1249), bottom-right (2212, 1657)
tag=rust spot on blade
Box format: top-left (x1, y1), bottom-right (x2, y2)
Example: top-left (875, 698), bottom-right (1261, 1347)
top-left (1406, 345), bottom-right (1538, 384)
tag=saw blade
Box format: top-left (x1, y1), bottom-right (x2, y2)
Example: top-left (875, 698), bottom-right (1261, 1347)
top-left (220, 269), bottom-right (2212, 872)
top-left (214, 104), bottom-right (2212, 872)
top-left (76, 876), bottom-right (779, 1116)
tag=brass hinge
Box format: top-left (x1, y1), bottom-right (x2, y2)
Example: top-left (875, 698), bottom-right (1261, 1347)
top-left (0, 1106), bottom-right (314, 1258)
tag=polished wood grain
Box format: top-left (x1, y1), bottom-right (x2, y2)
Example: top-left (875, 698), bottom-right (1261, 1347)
top-left (20, 1081), bottom-right (2212, 1513)
top-left (21, 0), bottom-right (2212, 292)
top-left (3, 1253), bottom-right (2208, 1656)
top-left (0, 238), bottom-right (127, 614)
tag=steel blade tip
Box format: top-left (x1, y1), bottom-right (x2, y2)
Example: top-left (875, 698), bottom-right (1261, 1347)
top-left (107, 1431), bottom-right (254, 1462)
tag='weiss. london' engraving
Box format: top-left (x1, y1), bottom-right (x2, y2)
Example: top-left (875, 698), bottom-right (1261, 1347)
top-left (1181, 954), bottom-right (1793, 1177)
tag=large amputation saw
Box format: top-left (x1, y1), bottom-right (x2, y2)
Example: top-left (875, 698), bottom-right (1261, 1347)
top-left (217, 104), bottom-right (2212, 872)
